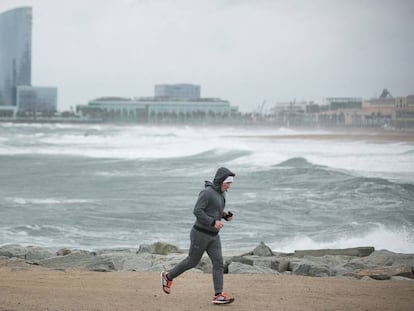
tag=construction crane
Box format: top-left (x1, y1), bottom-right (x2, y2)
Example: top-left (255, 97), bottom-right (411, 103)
top-left (379, 88), bottom-right (393, 99)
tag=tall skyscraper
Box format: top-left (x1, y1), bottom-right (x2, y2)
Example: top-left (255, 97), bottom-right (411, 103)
top-left (0, 7), bottom-right (57, 118)
top-left (0, 7), bottom-right (32, 107)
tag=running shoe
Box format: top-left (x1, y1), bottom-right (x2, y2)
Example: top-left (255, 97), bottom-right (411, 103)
top-left (212, 292), bottom-right (234, 304)
top-left (160, 271), bottom-right (173, 294)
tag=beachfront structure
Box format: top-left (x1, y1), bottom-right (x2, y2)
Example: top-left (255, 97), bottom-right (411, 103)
top-left (77, 97), bottom-right (238, 123)
top-left (326, 97), bottom-right (363, 110)
top-left (0, 7), bottom-right (57, 118)
top-left (362, 97), bottom-right (395, 119)
top-left (270, 101), bottom-right (308, 126)
top-left (76, 84), bottom-right (238, 123)
top-left (315, 93), bottom-right (414, 128)
top-left (395, 95), bottom-right (414, 128)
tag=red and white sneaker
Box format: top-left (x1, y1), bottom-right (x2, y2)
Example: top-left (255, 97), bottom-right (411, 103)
top-left (212, 292), bottom-right (235, 304)
top-left (160, 271), bottom-right (173, 294)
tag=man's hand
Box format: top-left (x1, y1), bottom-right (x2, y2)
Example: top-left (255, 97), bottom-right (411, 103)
top-left (214, 220), bottom-right (224, 230)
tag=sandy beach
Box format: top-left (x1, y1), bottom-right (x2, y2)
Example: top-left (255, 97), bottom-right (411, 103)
top-left (1, 259), bottom-right (413, 311)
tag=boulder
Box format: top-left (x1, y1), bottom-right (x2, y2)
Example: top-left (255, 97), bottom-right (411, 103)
top-left (94, 248), bottom-right (133, 256)
top-left (56, 248), bottom-right (71, 256)
top-left (137, 242), bottom-right (181, 255)
top-left (195, 256), bottom-right (213, 273)
top-left (294, 247), bottom-right (375, 258)
top-left (228, 256), bottom-right (254, 266)
top-left (0, 244), bottom-right (27, 258)
top-left (228, 262), bottom-right (279, 274)
top-left (0, 244), bottom-right (54, 261)
top-left (351, 266), bottom-right (414, 280)
top-left (349, 250), bottom-right (414, 267)
top-left (85, 259), bottom-right (116, 272)
top-left (288, 258), bottom-right (331, 277)
top-left (38, 251), bottom-right (96, 269)
top-left (253, 242), bottom-right (274, 257)
top-left (230, 255), bottom-right (285, 272)
top-left (150, 253), bottom-right (188, 272)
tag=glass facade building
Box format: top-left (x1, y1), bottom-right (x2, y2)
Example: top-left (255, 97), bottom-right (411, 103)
top-left (16, 86), bottom-right (58, 115)
top-left (76, 96), bottom-right (237, 123)
top-left (0, 7), bottom-right (32, 107)
top-left (0, 7), bottom-right (57, 118)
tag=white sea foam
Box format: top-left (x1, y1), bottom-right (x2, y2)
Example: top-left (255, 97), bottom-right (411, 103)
top-left (271, 224), bottom-right (414, 254)
top-left (5, 197), bottom-right (92, 205)
top-left (1, 124), bottom-right (412, 176)
top-left (1, 124), bottom-right (413, 176)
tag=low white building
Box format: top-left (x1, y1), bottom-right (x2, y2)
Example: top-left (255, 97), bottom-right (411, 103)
top-left (76, 84), bottom-right (238, 123)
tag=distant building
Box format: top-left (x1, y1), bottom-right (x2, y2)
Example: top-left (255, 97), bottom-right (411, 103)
top-left (319, 91), bottom-right (414, 128)
top-left (326, 97), bottom-right (362, 110)
top-left (0, 7), bottom-right (32, 116)
top-left (395, 95), bottom-right (414, 128)
top-left (16, 86), bottom-right (58, 116)
top-left (155, 84), bottom-right (200, 99)
top-left (362, 97), bottom-right (395, 118)
top-left (76, 84), bottom-right (238, 123)
top-left (271, 101), bottom-right (307, 126)
top-left (0, 7), bottom-right (57, 118)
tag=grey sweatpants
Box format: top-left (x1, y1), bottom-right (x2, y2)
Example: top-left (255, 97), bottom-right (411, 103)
top-left (168, 227), bottom-right (223, 294)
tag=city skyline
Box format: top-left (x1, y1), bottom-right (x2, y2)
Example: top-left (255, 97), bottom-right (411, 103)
top-left (0, 0), bottom-right (413, 113)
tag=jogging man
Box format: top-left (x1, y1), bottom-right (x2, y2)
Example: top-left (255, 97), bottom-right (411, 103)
top-left (161, 167), bottom-right (236, 305)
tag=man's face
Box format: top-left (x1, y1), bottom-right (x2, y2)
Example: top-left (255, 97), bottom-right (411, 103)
top-left (221, 182), bottom-right (232, 192)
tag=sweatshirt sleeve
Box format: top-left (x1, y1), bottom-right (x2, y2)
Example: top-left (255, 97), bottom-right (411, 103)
top-left (193, 190), bottom-right (215, 226)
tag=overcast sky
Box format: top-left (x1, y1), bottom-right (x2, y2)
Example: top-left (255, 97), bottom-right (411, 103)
top-left (1, 0), bottom-right (413, 112)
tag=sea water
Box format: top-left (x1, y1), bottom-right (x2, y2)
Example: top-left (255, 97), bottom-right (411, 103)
top-left (0, 123), bottom-right (413, 253)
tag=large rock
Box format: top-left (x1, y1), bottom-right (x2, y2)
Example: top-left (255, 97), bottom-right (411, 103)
top-left (252, 242), bottom-right (274, 257)
top-left (229, 255), bottom-right (287, 272)
top-left (97, 250), bottom-right (167, 272)
top-left (349, 249), bottom-right (414, 267)
top-left (344, 250), bottom-right (414, 280)
top-left (0, 244), bottom-right (54, 261)
top-left (288, 258), bottom-right (331, 277)
top-left (150, 253), bottom-right (188, 272)
top-left (56, 248), bottom-right (72, 256)
top-left (86, 259), bottom-right (116, 272)
top-left (137, 242), bottom-right (181, 255)
top-left (195, 256), bottom-right (213, 273)
top-left (0, 244), bottom-right (27, 258)
top-left (38, 251), bottom-right (97, 269)
top-left (351, 266), bottom-right (414, 280)
top-left (228, 262), bottom-right (279, 274)
top-left (294, 247), bottom-right (375, 258)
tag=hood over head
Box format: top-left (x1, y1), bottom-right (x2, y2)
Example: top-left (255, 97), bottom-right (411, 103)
top-left (213, 167), bottom-right (235, 187)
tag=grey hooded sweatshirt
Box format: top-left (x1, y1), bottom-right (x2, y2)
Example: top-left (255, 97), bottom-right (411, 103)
top-left (193, 167), bottom-right (235, 234)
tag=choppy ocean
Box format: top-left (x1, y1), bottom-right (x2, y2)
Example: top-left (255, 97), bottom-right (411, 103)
top-left (1, 123), bottom-right (413, 253)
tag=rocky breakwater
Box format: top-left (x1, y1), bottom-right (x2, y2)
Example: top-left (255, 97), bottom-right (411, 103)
top-left (1, 242), bottom-right (413, 281)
